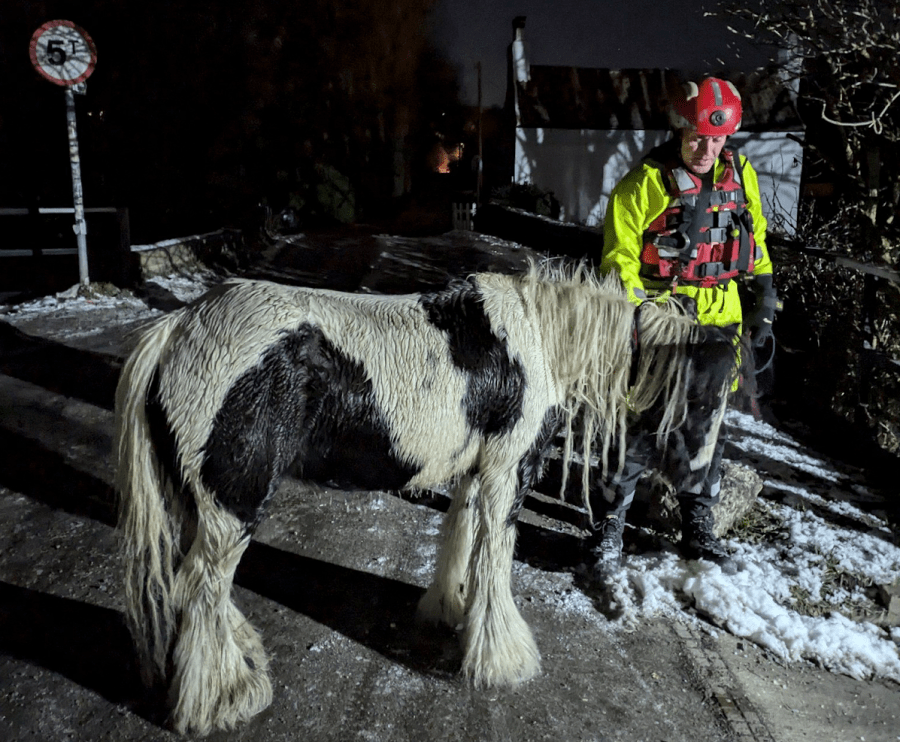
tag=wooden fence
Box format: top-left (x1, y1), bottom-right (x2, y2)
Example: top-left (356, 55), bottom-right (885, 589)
top-left (0, 206), bottom-right (130, 293)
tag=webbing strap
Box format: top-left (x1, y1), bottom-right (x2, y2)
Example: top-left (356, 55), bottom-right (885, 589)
top-left (628, 302), bottom-right (645, 389)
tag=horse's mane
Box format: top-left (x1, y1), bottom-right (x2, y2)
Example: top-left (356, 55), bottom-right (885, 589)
top-left (516, 260), bottom-right (705, 515)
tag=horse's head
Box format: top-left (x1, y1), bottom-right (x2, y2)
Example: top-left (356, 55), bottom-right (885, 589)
top-left (623, 305), bottom-right (742, 448)
top-left (688, 322), bottom-right (742, 384)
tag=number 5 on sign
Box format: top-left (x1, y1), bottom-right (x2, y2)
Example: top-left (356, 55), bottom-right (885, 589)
top-left (29, 20), bottom-right (97, 87)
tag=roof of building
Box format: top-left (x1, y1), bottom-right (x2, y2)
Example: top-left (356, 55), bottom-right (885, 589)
top-left (514, 66), bottom-right (804, 132)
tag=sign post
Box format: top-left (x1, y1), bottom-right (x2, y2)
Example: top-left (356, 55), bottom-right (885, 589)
top-left (29, 20), bottom-right (98, 285)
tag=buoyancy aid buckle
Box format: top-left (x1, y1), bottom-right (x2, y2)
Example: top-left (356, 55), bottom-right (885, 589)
top-left (707, 227), bottom-right (729, 243)
top-left (709, 189), bottom-right (740, 206)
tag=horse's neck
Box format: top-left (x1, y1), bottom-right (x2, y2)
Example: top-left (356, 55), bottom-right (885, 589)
top-left (528, 281), bottom-right (628, 395)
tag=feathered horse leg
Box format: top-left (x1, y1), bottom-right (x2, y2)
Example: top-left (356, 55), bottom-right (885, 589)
top-left (418, 474), bottom-right (481, 628)
top-left (116, 309), bottom-right (273, 736)
top-left (460, 463), bottom-right (540, 686)
top-left (167, 496), bottom-right (271, 736)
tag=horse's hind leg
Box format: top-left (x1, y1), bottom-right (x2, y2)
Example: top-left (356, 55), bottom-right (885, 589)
top-left (168, 499), bottom-right (272, 735)
top-left (460, 466), bottom-right (540, 686)
top-left (418, 474), bottom-right (481, 628)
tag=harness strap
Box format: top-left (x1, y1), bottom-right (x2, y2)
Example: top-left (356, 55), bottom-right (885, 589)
top-left (628, 302), bottom-right (645, 388)
top-left (640, 144), bottom-right (756, 289)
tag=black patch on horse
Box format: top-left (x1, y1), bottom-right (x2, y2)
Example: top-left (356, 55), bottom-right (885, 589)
top-left (420, 279), bottom-right (526, 436)
top-left (146, 369), bottom-right (190, 500)
top-left (200, 323), bottom-right (419, 528)
top-left (510, 407), bottom-right (563, 527)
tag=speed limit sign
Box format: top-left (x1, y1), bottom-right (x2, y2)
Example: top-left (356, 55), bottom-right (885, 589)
top-left (29, 20), bottom-right (97, 86)
top-left (29, 20), bottom-right (98, 284)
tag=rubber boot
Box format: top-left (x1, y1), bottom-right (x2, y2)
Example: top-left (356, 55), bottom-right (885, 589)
top-left (589, 515), bottom-right (625, 581)
top-left (680, 507), bottom-right (738, 575)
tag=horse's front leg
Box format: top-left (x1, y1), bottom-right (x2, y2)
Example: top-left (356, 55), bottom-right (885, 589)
top-left (418, 473), bottom-right (481, 628)
top-left (460, 463), bottom-right (540, 686)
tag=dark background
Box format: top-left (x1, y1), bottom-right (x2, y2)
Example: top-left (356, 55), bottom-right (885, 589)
top-left (1, 1), bottom-right (773, 245)
top-left (1, 1), bottom-right (466, 243)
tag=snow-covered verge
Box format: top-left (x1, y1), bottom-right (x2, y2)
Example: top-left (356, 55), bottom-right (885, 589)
top-left (515, 407), bottom-right (900, 684)
top-left (2, 274), bottom-right (218, 319)
top-left (2, 275), bottom-right (899, 686)
top-left (0, 274), bottom-right (221, 344)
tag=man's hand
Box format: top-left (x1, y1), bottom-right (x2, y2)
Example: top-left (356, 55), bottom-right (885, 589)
top-left (667, 293), bottom-right (698, 320)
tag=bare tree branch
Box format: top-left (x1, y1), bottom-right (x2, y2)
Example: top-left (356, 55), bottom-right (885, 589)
top-left (719, 0), bottom-right (900, 265)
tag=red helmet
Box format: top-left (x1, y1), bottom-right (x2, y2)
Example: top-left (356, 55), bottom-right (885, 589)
top-left (670, 77), bottom-right (742, 135)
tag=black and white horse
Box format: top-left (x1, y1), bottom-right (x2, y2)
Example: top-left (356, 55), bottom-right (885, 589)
top-left (114, 264), bottom-right (737, 734)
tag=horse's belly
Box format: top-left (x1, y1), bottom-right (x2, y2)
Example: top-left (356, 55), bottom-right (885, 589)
top-left (298, 427), bottom-right (417, 491)
top-left (297, 417), bottom-right (477, 492)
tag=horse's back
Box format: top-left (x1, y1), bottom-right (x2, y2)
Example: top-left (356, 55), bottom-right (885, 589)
top-left (144, 280), bottom-right (494, 503)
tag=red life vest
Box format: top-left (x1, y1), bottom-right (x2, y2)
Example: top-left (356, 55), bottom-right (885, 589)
top-left (640, 147), bottom-right (761, 289)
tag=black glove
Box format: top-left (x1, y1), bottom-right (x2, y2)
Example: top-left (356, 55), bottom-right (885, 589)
top-left (744, 274), bottom-right (778, 347)
top-left (667, 293), bottom-right (698, 320)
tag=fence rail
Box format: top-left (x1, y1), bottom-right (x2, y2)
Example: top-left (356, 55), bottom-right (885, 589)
top-left (0, 206), bottom-right (131, 292)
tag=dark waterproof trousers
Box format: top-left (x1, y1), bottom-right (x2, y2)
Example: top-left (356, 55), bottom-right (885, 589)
top-left (590, 427), bottom-right (727, 528)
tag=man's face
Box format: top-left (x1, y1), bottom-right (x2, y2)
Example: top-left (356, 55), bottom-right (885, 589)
top-left (680, 129), bottom-right (727, 174)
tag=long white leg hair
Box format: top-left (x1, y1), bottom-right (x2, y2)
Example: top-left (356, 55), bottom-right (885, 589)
top-left (418, 474), bottom-right (481, 629)
top-left (115, 312), bottom-right (272, 735)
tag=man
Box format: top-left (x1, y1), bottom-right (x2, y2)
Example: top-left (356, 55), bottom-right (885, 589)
top-left (591, 77), bottom-right (778, 577)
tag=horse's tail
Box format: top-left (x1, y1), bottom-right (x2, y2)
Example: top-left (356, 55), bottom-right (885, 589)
top-left (114, 312), bottom-right (183, 688)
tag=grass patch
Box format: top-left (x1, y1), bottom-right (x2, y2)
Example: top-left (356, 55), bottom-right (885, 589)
top-left (730, 499), bottom-right (788, 544)
top-left (735, 500), bottom-right (891, 626)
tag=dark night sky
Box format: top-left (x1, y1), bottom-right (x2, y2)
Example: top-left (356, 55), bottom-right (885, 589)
top-left (0, 0), bottom-right (774, 241)
top-left (430, 0), bottom-right (772, 107)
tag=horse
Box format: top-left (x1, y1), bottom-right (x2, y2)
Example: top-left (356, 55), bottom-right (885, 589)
top-left (114, 262), bottom-right (738, 735)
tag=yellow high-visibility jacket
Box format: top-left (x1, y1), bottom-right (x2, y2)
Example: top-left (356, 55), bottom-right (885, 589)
top-left (601, 144), bottom-right (773, 329)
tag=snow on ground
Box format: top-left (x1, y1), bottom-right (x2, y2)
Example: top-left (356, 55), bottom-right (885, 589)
top-left (145, 272), bottom-right (222, 304)
top-left (3, 273), bottom-right (219, 317)
top-left (0, 274), bottom-right (222, 340)
top-left (2, 282), bottom-right (156, 323)
top-left (520, 408), bottom-right (900, 684)
top-left (3, 275), bottom-right (899, 685)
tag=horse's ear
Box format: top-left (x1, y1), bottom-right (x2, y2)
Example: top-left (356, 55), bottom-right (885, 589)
top-left (697, 322), bottom-right (738, 342)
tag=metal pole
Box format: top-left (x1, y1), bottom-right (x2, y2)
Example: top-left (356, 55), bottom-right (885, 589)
top-left (65, 86), bottom-right (89, 284)
top-left (476, 61), bottom-right (483, 205)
